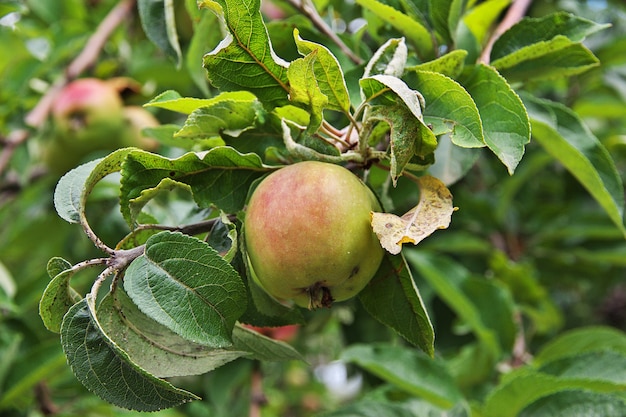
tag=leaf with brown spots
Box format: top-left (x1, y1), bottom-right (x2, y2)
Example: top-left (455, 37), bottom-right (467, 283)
top-left (372, 176), bottom-right (455, 255)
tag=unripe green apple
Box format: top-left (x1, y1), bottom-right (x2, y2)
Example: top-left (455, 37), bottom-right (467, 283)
top-left (244, 161), bottom-right (384, 309)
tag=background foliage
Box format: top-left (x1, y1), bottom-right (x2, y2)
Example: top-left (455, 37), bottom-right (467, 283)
top-left (1, 0), bottom-right (626, 416)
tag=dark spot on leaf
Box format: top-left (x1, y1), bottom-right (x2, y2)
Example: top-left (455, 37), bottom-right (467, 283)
top-left (169, 171), bottom-right (176, 177)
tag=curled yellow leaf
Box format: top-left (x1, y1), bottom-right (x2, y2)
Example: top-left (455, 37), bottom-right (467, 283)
top-left (372, 176), bottom-right (456, 255)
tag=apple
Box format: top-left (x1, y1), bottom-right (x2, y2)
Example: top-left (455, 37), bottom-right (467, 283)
top-left (244, 161), bottom-right (384, 309)
top-left (243, 324), bottom-right (300, 342)
top-left (43, 78), bottom-right (159, 174)
top-left (120, 106), bottom-right (160, 151)
top-left (43, 78), bottom-right (126, 174)
top-left (51, 78), bottom-right (125, 137)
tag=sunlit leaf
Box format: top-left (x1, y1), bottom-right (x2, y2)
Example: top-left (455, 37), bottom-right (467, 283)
top-left (293, 29), bottom-right (351, 114)
top-left (146, 90), bottom-right (258, 114)
top-left (200, 0), bottom-right (289, 108)
top-left (491, 12), bottom-right (610, 62)
top-left (175, 98), bottom-right (265, 139)
top-left (406, 50), bottom-right (468, 79)
top-left (287, 50), bottom-right (328, 132)
top-left (356, 0), bottom-right (434, 58)
top-left (490, 12), bottom-right (608, 82)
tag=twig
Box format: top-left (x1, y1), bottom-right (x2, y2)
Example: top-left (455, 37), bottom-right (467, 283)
top-left (478, 0), bottom-right (533, 65)
top-left (0, 0), bottom-right (137, 176)
top-left (285, 0), bottom-right (363, 65)
top-left (66, 0), bottom-right (137, 80)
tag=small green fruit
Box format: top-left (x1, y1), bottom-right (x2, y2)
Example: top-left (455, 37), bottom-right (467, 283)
top-left (244, 161), bottom-right (384, 309)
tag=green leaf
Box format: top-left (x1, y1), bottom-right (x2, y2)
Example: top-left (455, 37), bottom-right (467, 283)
top-left (0, 341), bottom-right (67, 410)
top-left (293, 29), bottom-right (351, 114)
top-left (138, 0), bottom-right (182, 67)
top-left (428, 134), bottom-right (481, 186)
top-left (483, 369), bottom-right (626, 417)
top-left (119, 147), bottom-right (268, 225)
top-left (61, 298), bottom-right (198, 411)
top-left (175, 98), bottom-right (265, 139)
top-left (462, 0), bottom-right (510, 47)
top-left (342, 344), bottom-right (463, 409)
top-left (39, 257), bottom-right (82, 333)
top-left (200, 0), bottom-right (289, 108)
top-left (0, 260), bottom-right (15, 300)
top-left (0, 331), bottom-right (21, 393)
top-left (460, 64), bottom-right (530, 174)
top-left (146, 90), bottom-right (258, 114)
top-left (538, 350), bottom-right (626, 386)
top-left (519, 390), bottom-right (626, 417)
top-left (54, 148), bottom-right (132, 225)
top-left (364, 37), bottom-right (408, 78)
top-left (358, 253), bottom-right (434, 357)
top-left (125, 177), bottom-right (191, 227)
top-left (406, 50), bottom-right (468, 79)
top-left (206, 212), bottom-right (238, 263)
top-left (405, 251), bottom-right (502, 359)
top-left (287, 50), bottom-right (328, 132)
top-left (319, 400), bottom-right (417, 417)
top-left (361, 75), bottom-right (437, 183)
top-left (534, 326), bottom-right (626, 366)
top-left (428, 0), bottom-right (465, 45)
top-left (124, 231), bottom-right (247, 348)
top-left (186, 8), bottom-right (221, 96)
top-left (489, 12), bottom-right (608, 82)
top-left (98, 289), bottom-right (248, 378)
top-left (409, 70), bottom-right (483, 147)
top-left (521, 94), bottom-right (626, 237)
top-left (494, 38), bottom-right (600, 82)
top-left (356, 0), bottom-right (434, 59)
top-left (231, 324), bottom-right (304, 362)
top-left (491, 12), bottom-right (610, 62)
